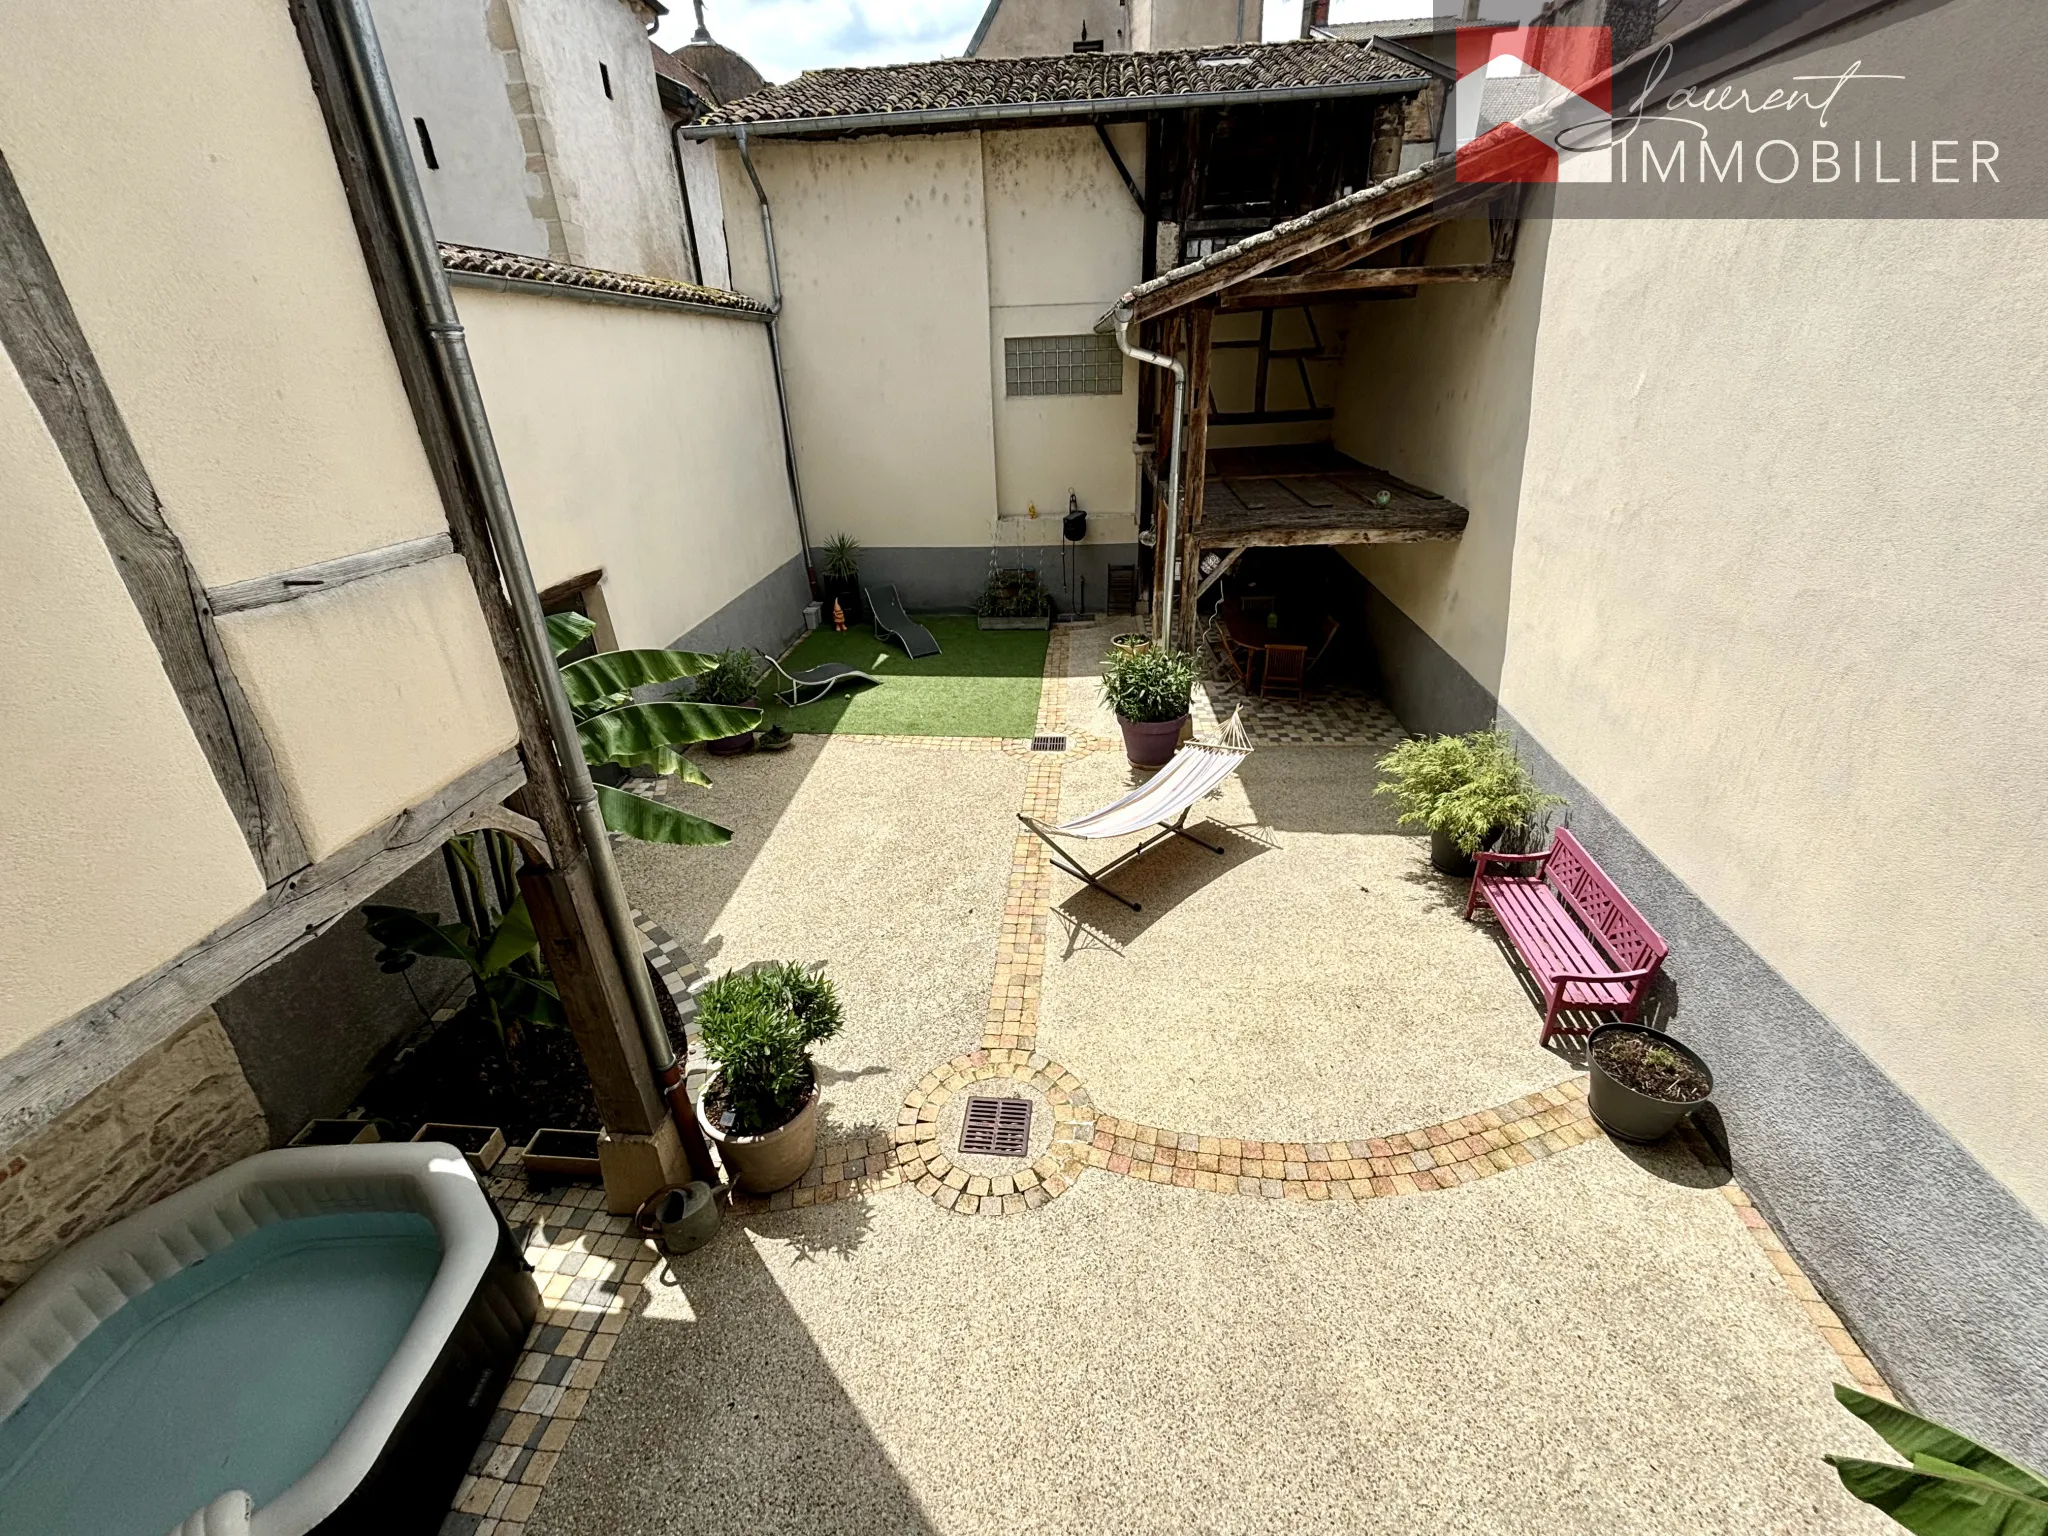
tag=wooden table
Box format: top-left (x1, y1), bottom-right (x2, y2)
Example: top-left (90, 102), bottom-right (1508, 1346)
top-left (1220, 605), bottom-right (1317, 687)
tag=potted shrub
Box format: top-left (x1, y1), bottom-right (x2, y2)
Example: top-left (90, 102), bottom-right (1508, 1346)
top-left (818, 533), bottom-right (864, 623)
top-left (976, 567), bottom-right (1054, 630)
top-left (1586, 1023), bottom-right (1712, 1142)
top-left (693, 962), bottom-right (844, 1192)
top-left (694, 648), bottom-right (765, 755)
top-left (1374, 729), bottom-right (1563, 876)
top-left (1101, 644), bottom-right (1199, 768)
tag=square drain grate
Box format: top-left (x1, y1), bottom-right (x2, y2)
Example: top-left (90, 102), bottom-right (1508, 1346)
top-left (958, 1095), bottom-right (1033, 1157)
top-left (1029, 734), bottom-right (1068, 752)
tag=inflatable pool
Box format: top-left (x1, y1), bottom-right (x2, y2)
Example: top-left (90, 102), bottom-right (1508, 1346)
top-left (0, 1143), bottom-right (538, 1535)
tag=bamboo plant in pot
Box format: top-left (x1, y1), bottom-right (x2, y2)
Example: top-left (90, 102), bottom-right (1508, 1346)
top-left (694, 962), bottom-right (844, 1192)
top-left (1101, 644), bottom-right (1199, 768)
top-left (1374, 729), bottom-right (1563, 876)
top-left (694, 648), bottom-right (767, 756)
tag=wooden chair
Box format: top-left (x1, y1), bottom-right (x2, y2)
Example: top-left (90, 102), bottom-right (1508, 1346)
top-left (1308, 616), bottom-right (1341, 675)
top-left (1261, 643), bottom-right (1307, 699)
top-left (1240, 594), bottom-right (1275, 622)
top-left (1215, 631), bottom-right (1258, 691)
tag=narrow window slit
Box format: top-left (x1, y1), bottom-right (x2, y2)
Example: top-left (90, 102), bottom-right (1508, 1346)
top-left (413, 117), bottom-right (439, 171)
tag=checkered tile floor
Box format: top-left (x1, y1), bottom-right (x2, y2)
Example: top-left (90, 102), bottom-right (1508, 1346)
top-left (440, 1166), bottom-right (659, 1535)
top-left (1196, 651), bottom-right (1410, 749)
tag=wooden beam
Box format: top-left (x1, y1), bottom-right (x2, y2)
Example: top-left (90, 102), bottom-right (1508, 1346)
top-left (0, 749), bottom-right (534, 1146)
top-left (0, 152), bottom-right (311, 885)
top-left (1224, 262), bottom-right (1512, 307)
top-left (287, 0), bottom-right (578, 864)
top-left (1292, 182), bottom-right (1500, 275)
top-left (289, 0), bottom-right (674, 1155)
top-left (1177, 305), bottom-right (1214, 650)
top-left (1124, 165), bottom-right (1449, 323)
top-left (206, 533), bottom-right (455, 615)
top-left (521, 855), bottom-right (665, 1138)
top-left (1197, 524), bottom-right (1464, 548)
top-left (1193, 546), bottom-right (1244, 603)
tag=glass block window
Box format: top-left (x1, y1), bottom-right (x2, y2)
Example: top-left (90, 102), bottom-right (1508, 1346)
top-left (1004, 333), bottom-right (1125, 397)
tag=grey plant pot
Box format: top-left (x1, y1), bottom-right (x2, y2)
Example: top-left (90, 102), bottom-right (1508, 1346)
top-left (1587, 1024), bottom-right (1714, 1143)
top-left (1429, 825), bottom-right (1503, 877)
top-left (1117, 711), bottom-right (1190, 769)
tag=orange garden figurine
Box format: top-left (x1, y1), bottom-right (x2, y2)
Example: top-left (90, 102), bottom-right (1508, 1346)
top-left (832, 598), bottom-right (846, 632)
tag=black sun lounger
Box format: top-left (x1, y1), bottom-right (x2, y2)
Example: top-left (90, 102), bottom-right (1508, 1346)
top-left (764, 656), bottom-right (880, 707)
top-left (865, 584), bottom-right (941, 659)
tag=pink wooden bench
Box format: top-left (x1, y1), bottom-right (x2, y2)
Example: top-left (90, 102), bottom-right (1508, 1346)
top-left (1464, 828), bottom-right (1669, 1044)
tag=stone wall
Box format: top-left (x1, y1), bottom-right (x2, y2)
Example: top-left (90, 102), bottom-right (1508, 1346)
top-left (0, 1008), bottom-right (267, 1298)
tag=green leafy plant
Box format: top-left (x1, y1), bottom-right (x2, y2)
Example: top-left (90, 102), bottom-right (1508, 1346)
top-left (1374, 729), bottom-right (1563, 854)
top-left (1827, 1384), bottom-right (2048, 1532)
top-left (1100, 644), bottom-right (1199, 724)
top-left (692, 646), bottom-right (766, 708)
top-left (696, 962), bottom-right (845, 1134)
top-left (365, 830), bottom-right (561, 1050)
top-left (546, 613), bottom-right (759, 846)
top-left (977, 567), bottom-right (1053, 619)
top-left (819, 533), bottom-right (863, 582)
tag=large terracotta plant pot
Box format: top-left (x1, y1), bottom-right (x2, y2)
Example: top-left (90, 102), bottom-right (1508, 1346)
top-left (1117, 712), bottom-right (1189, 769)
top-left (696, 1076), bottom-right (821, 1193)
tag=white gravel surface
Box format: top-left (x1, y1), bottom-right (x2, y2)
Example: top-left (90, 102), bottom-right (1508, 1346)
top-left (614, 737), bottom-right (1027, 1141)
top-left (530, 1141), bottom-right (1891, 1536)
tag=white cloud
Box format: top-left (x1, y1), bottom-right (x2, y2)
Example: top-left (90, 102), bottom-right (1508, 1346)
top-left (652, 0), bottom-right (987, 81)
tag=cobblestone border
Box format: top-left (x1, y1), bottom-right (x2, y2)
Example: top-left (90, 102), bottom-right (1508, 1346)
top-left (1084, 1079), bottom-right (1602, 1200)
top-left (894, 1049), bottom-right (1093, 1215)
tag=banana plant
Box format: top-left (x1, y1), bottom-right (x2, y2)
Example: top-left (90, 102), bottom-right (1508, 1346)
top-left (546, 613), bottom-right (762, 847)
top-left (366, 831), bottom-right (561, 1050)
top-left (1828, 1384), bottom-right (2048, 1532)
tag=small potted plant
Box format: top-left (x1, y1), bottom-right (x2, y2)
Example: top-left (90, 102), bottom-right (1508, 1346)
top-left (1101, 644), bottom-right (1199, 768)
top-left (1586, 1023), bottom-right (1712, 1142)
top-left (976, 567), bottom-right (1054, 630)
top-left (693, 961), bottom-right (844, 1192)
top-left (694, 648), bottom-right (765, 755)
top-left (1374, 729), bottom-right (1563, 876)
top-left (818, 533), bottom-right (863, 622)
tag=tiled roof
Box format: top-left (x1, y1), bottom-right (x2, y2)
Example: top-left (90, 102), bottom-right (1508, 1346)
top-left (693, 39), bottom-right (1425, 130)
top-left (438, 244), bottom-right (769, 316)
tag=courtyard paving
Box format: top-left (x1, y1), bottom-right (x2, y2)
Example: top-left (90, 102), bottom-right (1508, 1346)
top-left (450, 622), bottom-right (1896, 1536)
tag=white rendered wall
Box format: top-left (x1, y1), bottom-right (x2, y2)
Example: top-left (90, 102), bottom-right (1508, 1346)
top-left (517, 0), bottom-right (689, 278)
top-left (0, 0), bottom-right (521, 887)
top-left (982, 127), bottom-right (1144, 556)
top-left (457, 285), bottom-right (800, 648)
top-left (0, 355), bottom-right (266, 1052)
top-left (719, 133), bottom-right (1000, 554)
top-left (366, 0), bottom-right (553, 255)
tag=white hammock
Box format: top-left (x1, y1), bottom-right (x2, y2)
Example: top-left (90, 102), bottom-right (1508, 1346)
top-left (1020, 709), bottom-right (1252, 911)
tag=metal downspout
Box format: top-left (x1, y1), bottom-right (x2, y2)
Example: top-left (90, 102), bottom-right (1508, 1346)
top-left (329, 0), bottom-right (699, 1150)
top-left (1114, 303), bottom-right (1185, 645)
top-left (734, 126), bottom-right (818, 594)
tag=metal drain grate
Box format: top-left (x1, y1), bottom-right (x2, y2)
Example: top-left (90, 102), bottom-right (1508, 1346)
top-left (958, 1096), bottom-right (1033, 1157)
top-left (1029, 734), bottom-right (1068, 752)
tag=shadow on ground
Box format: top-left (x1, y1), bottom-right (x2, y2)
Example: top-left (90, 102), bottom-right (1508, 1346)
top-left (534, 1203), bottom-right (937, 1536)
top-left (1052, 820), bottom-right (1273, 955)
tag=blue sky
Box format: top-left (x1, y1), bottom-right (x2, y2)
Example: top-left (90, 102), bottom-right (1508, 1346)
top-left (650, 1), bottom-right (1429, 83)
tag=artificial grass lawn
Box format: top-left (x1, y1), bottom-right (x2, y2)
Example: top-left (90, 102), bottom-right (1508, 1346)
top-left (765, 615), bottom-right (1048, 738)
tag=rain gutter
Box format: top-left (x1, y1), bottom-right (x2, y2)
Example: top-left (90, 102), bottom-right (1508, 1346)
top-left (733, 125), bottom-right (818, 592)
top-left (329, 0), bottom-right (700, 1154)
top-left (1113, 302), bottom-right (1185, 645)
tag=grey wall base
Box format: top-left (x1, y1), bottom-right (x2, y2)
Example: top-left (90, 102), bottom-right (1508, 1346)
top-left (1360, 577), bottom-right (2048, 1471)
top-left (670, 551), bottom-right (813, 658)
top-left (213, 859), bottom-right (466, 1144)
top-left (820, 543), bottom-right (1143, 615)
